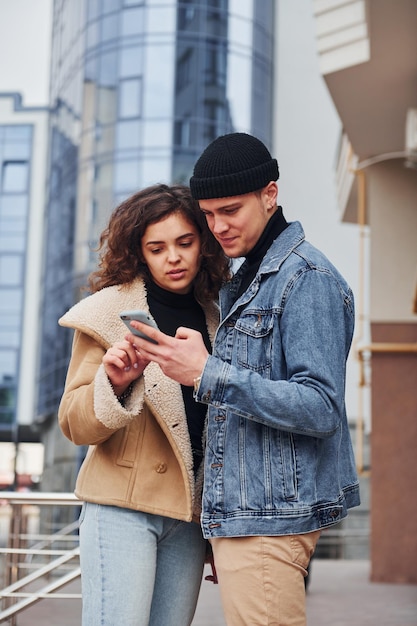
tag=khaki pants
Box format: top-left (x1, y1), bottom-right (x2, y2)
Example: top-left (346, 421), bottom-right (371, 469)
top-left (210, 531), bottom-right (320, 626)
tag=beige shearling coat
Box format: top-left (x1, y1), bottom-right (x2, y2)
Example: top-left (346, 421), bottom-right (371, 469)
top-left (58, 278), bottom-right (219, 523)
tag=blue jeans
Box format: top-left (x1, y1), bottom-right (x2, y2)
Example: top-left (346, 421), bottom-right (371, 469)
top-left (79, 502), bottom-right (206, 626)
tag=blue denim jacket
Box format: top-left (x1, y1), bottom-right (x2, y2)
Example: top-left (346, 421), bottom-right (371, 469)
top-left (196, 221), bottom-right (360, 538)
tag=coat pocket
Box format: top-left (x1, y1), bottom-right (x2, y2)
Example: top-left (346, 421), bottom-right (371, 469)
top-left (115, 416), bottom-right (145, 467)
top-left (235, 311), bottom-right (274, 373)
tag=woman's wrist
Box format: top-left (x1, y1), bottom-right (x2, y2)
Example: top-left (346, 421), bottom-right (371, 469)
top-left (115, 383), bottom-right (133, 402)
top-left (109, 379), bottom-right (134, 404)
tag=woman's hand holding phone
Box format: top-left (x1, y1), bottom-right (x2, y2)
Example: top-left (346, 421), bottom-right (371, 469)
top-left (125, 321), bottom-right (209, 388)
top-left (103, 309), bottom-right (158, 397)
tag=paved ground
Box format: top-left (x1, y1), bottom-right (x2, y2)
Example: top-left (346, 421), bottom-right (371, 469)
top-left (6, 559), bottom-right (417, 625)
top-left (305, 560), bottom-right (417, 626)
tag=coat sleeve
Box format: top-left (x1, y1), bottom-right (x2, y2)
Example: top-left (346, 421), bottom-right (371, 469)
top-left (58, 330), bottom-right (145, 446)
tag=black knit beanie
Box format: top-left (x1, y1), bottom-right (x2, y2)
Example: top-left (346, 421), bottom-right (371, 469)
top-left (190, 132), bottom-right (279, 200)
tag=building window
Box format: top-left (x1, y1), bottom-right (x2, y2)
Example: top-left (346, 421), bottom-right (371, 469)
top-left (178, 0), bottom-right (195, 29)
top-left (0, 369), bottom-right (16, 426)
top-left (205, 42), bottom-right (227, 87)
top-left (116, 120), bottom-right (141, 148)
top-left (207, 0), bottom-right (226, 20)
top-left (1, 162), bottom-right (29, 193)
top-left (0, 255), bottom-right (22, 286)
top-left (174, 118), bottom-right (191, 147)
top-left (119, 77), bottom-right (142, 118)
top-left (204, 101), bottom-right (225, 142)
top-left (120, 46), bottom-right (143, 78)
top-left (121, 6), bottom-right (145, 36)
top-left (177, 49), bottom-right (192, 92)
top-left (101, 12), bottom-right (119, 42)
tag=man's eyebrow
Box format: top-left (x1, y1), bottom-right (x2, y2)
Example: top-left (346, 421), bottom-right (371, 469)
top-left (201, 202), bottom-right (241, 211)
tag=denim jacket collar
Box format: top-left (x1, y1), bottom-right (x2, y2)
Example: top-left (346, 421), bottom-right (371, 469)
top-left (222, 221), bottom-right (305, 315)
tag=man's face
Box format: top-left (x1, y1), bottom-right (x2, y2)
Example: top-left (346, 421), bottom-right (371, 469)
top-left (199, 182), bottom-right (278, 258)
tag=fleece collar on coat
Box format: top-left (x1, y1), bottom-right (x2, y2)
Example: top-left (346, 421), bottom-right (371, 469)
top-left (59, 278), bottom-right (219, 348)
top-left (59, 278), bottom-right (219, 483)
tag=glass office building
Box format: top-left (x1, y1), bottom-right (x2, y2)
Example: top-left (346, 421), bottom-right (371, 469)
top-left (0, 94), bottom-right (49, 478)
top-left (0, 125), bottom-right (32, 437)
top-left (37, 0), bottom-right (275, 428)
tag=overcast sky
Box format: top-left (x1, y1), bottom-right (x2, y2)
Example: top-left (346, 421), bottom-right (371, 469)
top-left (0, 0), bottom-right (53, 106)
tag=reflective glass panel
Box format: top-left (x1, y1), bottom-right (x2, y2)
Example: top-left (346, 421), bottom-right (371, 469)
top-left (99, 50), bottom-right (118, 86)
top-left (116, 120), bottom-right (141, 148)
top-left (0, 215), bottom-right (26, 235)
top-left (121, 7), bottom-right (145, 36)
top-left (114, 159), bottom-right (141, 191)
top-left (0, 235), bottom-right (25, 253)
top-left (0, 256), bottom-right (22, 285)
top-left (101, 13), bottom-right (119, 41)
top-left (119, 78), bottom-right (142, 117)
top-left (2, 162), bottom-right (29, 193)
top-left (120, 46), bottom-right (143, 77)
top-left (0, 195), bottom-right (27, 218)
top-left (0, 349), bottom-right (17, 381)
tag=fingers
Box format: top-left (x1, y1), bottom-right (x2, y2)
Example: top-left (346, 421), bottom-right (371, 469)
top-left (174, 326), bottom-right (201, 340)
top-left (127, 320), bottom-right (169, 346)
top-left (103, 340), bottom-right (148, 388)
top-left (125, 326), bottom-right (209, 387)
top-left (103, 341), bottom-right (138, 370)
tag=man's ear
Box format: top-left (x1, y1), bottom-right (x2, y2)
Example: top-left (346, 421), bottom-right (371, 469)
top-left (264, 181), bottom-right (278, 209)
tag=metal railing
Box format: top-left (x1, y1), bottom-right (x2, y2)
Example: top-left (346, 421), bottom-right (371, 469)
top-left (0, 491), bottom-right (370, 624)
top-left (0, 492), bottom-right (81, 625)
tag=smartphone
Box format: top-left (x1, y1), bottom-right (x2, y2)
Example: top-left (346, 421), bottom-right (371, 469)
top-left (119, 310), bottom-right (159, 343)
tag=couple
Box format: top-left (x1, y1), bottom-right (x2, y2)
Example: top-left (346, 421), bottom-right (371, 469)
top-left (58, 133), bottom-right (360, 626)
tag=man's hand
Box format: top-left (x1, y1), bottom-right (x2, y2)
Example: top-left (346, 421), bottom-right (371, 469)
top-left (125, 321), bottom-right (209, 386)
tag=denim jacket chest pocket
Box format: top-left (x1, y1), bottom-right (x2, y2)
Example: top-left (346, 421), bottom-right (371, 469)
top-left (233, 311), bottom-right (275, 373)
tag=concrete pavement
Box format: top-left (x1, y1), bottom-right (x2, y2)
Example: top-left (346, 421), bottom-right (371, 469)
top-left (9, 559), bottom-right (417, 625)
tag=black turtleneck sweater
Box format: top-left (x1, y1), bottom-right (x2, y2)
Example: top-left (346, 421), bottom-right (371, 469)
top-left (146, 280), bottom-right (211, 473)
top-left (235, 205), bottom-right (288, 299)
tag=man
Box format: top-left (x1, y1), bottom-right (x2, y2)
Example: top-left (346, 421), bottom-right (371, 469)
top-left (130, 133), bottom-right (360, 625)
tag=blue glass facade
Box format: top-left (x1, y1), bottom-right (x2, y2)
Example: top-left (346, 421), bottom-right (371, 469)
top-left (0, 125), bottom-right (32, 435)
top-left (37, 0), bottom-right (275, 420)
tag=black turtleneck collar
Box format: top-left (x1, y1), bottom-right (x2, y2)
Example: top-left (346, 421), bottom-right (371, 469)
top-left (146, 279), bottom-right (196, 309)
top-left (235, 205), bottom-right (288, 299)
top-left (145, 279), bottom-right (211, 351)
top-left (246, 205), bottom-right (288, 263)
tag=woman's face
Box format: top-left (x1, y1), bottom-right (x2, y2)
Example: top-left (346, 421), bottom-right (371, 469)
top-left (141, 211), bottom-right (202, 294)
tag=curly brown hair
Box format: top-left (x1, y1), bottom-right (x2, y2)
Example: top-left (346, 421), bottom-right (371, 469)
top-left (88, 183), bottom-right (231, 304)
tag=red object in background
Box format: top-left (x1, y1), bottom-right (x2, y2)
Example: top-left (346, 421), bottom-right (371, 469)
top-left (0, 472), bottom-right (35, 491)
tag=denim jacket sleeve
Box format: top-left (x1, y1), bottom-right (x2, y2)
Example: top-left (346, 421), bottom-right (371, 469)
top-left (194, 262), bottom-right (355, 439)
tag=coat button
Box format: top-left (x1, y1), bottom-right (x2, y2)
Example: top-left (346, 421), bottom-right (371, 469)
top-left (155, 462), bottom-right (167, 473)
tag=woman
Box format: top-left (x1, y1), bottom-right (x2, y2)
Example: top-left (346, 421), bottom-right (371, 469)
top-left (58, 184), bottom-right (230, 626)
